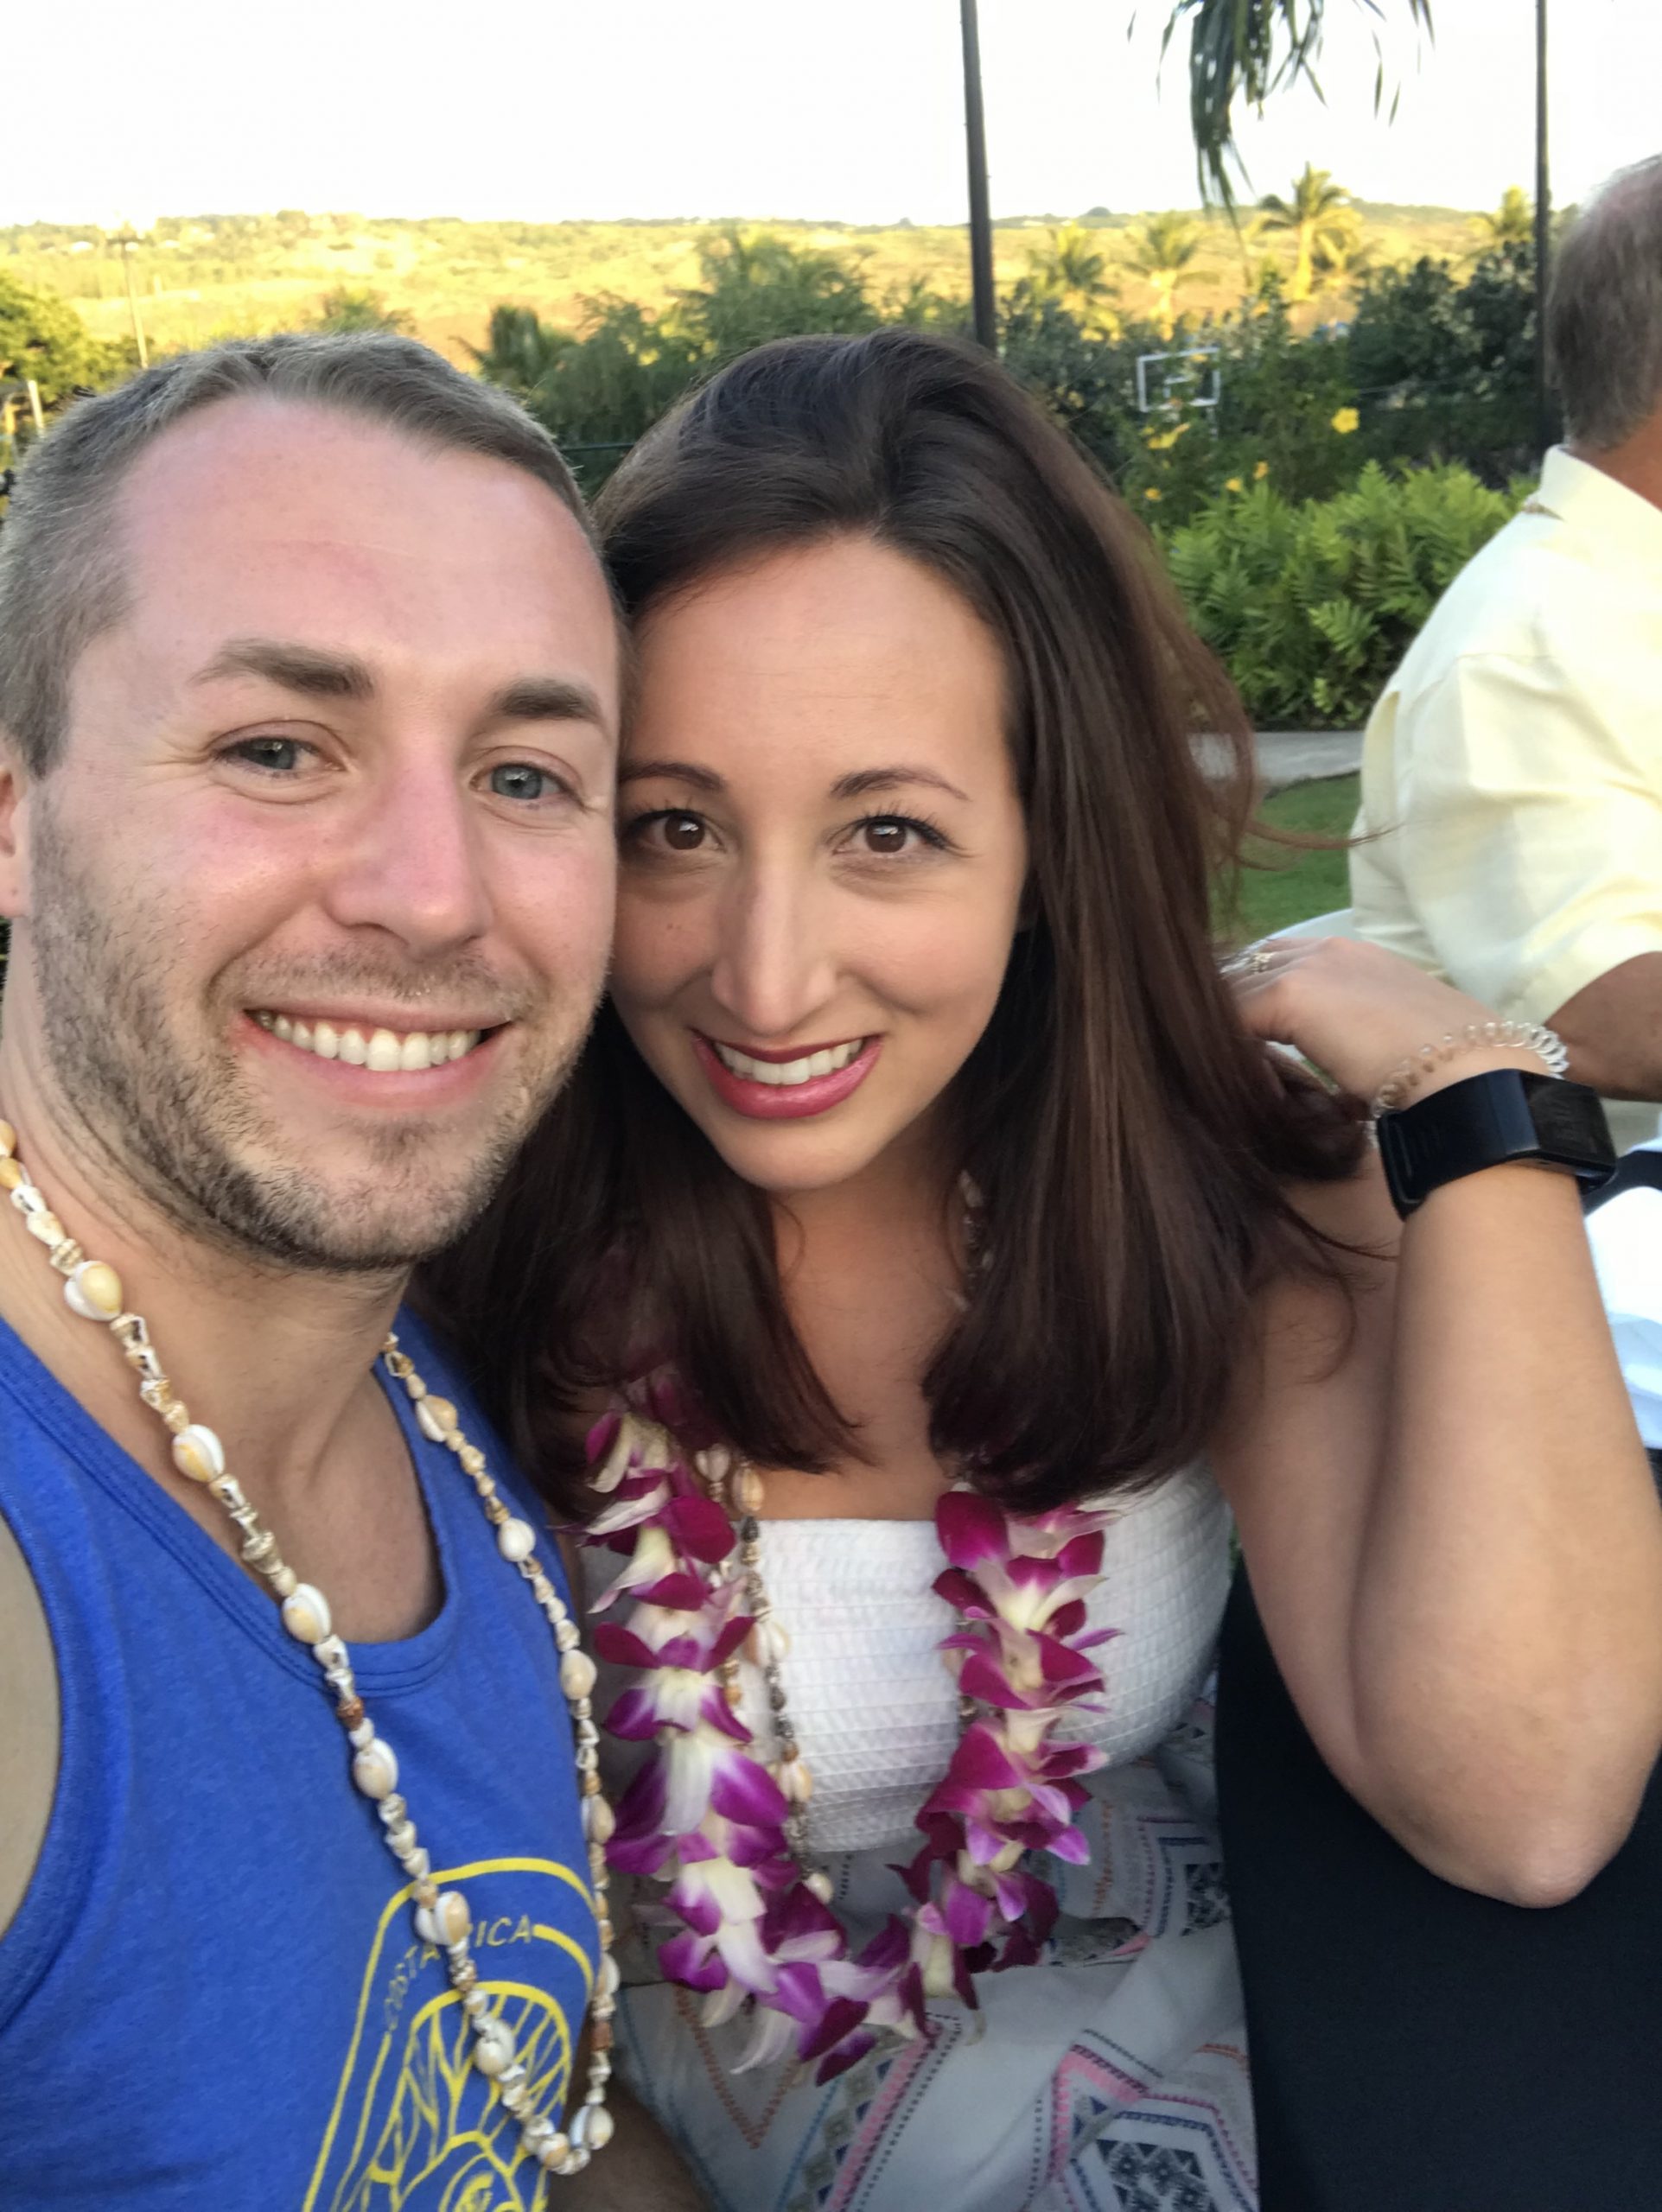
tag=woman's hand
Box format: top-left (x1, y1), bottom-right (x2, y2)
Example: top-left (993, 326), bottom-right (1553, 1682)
top-left (1227, 935), bottom-right (1547, 1105)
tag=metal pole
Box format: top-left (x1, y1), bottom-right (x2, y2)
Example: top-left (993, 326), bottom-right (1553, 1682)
top-left (959, 0), bottom-right (997, 352)
top-left (1534, 0), bottom-right (1551, 453)
top-left (120, 238), bottom-right (150, 370)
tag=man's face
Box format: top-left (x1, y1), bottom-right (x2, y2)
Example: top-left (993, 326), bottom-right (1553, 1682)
top-left (1, 395), bottom-right (620, 1272)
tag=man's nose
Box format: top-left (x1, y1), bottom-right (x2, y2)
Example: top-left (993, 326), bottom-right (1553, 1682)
top-left (322, 756), bottom-right (493, 956)
top-left (706, 861), bottom-right (840, 1040)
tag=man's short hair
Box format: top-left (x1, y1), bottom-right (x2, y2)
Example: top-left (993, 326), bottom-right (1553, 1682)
top-left (0, 332), bottom-right (593, 777)
top-left (1548, 154), bottom-right (1662, 451)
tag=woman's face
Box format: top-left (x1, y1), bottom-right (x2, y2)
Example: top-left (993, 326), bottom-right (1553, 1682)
top-left (611, 535), bottom-right (1029, 1196)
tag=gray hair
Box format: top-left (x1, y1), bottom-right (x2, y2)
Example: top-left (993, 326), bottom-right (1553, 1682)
top-left (0, 332), bottom-right (594, 776)
top-left (1547, 154), bottom-right (1662, 449)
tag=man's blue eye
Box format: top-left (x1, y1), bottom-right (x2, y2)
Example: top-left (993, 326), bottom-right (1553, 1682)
top-left (238, 737), bottom-right (302, 772)
top-left (490, 764), bottom-right (551, 802)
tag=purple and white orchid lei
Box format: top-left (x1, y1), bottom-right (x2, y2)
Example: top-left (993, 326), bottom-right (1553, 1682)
top-left (580, 1380), bottom-right (1124, 2082)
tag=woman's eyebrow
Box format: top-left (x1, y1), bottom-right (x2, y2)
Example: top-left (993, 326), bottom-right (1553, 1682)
top-left (618, 759), bottom-right (725, 791)
top-left (831, 766), bottom-right (971, 803)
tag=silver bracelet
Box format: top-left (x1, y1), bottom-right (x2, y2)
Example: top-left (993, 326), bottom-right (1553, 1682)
top-left (1369, 1020), bottom-right (1570, 1119)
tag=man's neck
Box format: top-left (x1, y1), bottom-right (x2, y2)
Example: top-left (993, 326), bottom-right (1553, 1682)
top-left (0, 1060), bottom-right (409, 1529)
top-left (1570, 417), bottom-right (1662, 514)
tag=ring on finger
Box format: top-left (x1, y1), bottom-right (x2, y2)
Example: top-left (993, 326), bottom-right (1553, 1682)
top-left (1225, 945), bottom-right (1275, 976)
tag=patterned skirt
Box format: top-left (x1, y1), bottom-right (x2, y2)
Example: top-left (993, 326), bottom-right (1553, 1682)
top-left (612, 1704), bottom-right (1257, 2212)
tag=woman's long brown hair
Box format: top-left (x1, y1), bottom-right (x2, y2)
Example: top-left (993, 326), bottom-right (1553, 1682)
top-left (428, 327), bottom-right (1364, 1516)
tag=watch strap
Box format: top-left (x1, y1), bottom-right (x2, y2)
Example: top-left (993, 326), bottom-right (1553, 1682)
top-left (1377, 1069), bottom-right (1617, 1219)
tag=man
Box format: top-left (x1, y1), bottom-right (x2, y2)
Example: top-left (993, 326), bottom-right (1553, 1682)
top-left (0, 337), bottom-right (699, 2207)
top-left (1352, 155), bottom-right (1662, 1151)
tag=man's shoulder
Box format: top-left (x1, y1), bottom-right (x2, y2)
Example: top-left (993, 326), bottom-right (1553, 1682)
top-left (1390, 502), bottom-right (1655, 708)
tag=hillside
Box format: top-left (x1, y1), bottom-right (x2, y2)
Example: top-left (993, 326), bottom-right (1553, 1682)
top-left (1, 204), bottom-right (1492, 366)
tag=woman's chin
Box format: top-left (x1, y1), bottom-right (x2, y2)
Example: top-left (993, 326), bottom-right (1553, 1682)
top-left (701, 1121), bottom-right (888, 1197)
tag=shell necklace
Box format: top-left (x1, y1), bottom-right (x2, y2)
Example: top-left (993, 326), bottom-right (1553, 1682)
top-left (0, 1118), bottom-right (619, 2183)
top-left (703, 1452), bottom-right (977, 1887)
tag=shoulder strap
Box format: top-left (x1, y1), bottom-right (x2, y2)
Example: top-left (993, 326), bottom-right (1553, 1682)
top-left (1586, 1151), bottom-right (1662, 1213)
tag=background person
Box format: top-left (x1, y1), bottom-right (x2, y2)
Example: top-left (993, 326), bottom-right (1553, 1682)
top-left (0, 335), bottom-right (699, 2209)
top-left (440, 329), bottom-right (1662, 2212)
top-left (1352, 153), bottom-right (1662, 1152)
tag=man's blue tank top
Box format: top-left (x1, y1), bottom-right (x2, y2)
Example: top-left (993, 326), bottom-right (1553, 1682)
top-left (0, 1308), bottom-right (596, 2209)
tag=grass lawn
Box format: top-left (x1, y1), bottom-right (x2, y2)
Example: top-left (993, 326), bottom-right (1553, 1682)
top-left (1229, 773), bottom-right (1360, 942)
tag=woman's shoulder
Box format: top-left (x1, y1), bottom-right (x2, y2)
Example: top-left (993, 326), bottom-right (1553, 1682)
top-left (1283, 1144), bottom-right (1402, 1255)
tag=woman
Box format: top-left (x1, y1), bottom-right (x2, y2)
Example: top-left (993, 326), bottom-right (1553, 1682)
top-left (437, 328), bottom-right (1662, 2211)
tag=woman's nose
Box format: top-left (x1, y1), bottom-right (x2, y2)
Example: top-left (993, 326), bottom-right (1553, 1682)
top-left (705, 862), bottom-right (840, 1040)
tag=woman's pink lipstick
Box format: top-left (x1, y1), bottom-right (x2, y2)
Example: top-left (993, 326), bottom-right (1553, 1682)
top-left (692, 1033), bottom-right (882, 1121)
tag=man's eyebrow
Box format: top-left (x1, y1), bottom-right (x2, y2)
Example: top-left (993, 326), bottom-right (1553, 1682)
top-left (831, 766), bottom-right (971, 803)
top-left (193, 648), bottom-right (608, 732)
top-left (486, 675), bottom-right (608, 728)
top-left (192, 639), bottom-right (376, 701)
top-left (617, 759), bottom-right (725, 791)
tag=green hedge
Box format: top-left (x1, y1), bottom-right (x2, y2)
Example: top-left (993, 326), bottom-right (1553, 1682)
top-left (1161, 461), bottom-right (1525, 730)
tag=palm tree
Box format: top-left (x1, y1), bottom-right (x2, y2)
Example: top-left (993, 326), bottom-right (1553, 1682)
top-left (1310, 210), bottom-right (1372, 288)
top-left (1126, 213), bottom-right (1202, 338)
top-left (1158, 0), bottom-right (1434, 206)
top-left (469, 303), bottom-right (572, 397)
top-left (1026, 221), bottom-right (1115, 316)
top-left (1254, 165), bottom-right (1353, 302)
top-left (1474, 185), bottom-right (1533, 247)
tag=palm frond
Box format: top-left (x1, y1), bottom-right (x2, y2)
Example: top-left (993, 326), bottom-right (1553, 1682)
top-left (1151, 0), bottom-right (1434, 208)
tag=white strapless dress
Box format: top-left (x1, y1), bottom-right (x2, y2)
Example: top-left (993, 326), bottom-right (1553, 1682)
top-left (716, 1466), bottom-right (1230, 1855)
top-left (586, 1465), bottom-right (1258, 2212)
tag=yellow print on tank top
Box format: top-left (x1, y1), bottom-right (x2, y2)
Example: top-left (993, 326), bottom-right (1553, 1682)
top-left (303, 1857), bottom-right (595, 2212)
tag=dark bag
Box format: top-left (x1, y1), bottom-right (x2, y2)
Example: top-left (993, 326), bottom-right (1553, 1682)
top-left (1217, 1568), bottom-right (1662, 2210)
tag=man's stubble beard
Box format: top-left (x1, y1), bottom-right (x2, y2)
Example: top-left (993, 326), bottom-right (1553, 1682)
top-left (22, 798), bottom-right (595, 1274)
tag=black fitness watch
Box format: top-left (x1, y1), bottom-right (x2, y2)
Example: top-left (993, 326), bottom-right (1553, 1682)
top-left (1376, 1068), bottom-right (1617, 1219)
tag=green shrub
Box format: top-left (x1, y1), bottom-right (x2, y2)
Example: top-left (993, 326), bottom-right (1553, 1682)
top-left (471, 300), bottom-right (697, 489)
top-left (1002, 283), bottom-right (1372, 525)
top-left (672, 225), bottom-right (881, 363)
top-left (1162, 461), bottom-right (1525, 728)
top-left (1003, 248), bottom-right (1543, 526)
top-left (0, 270), bottom-right (129, 410)
top-left (472, 226), bottom-right (891, 490)
top-left (1, 273), bottom-right (131, 498)
top-left (310, 287), bottom-right (413, 335)
top-left (1347, 244), bottom-right (1541, 482)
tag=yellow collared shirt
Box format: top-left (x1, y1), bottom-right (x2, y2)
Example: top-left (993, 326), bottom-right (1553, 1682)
top-left (1352, 445), bottom-right (1662, 1151)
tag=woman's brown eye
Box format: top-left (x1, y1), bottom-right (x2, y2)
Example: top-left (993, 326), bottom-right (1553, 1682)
top-left (663, 814), bottom-right (705, 851)
top-left (862, 821), bottom-right (907, 855)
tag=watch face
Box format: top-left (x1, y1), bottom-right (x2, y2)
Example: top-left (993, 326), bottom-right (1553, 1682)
top-left (1527, 1074), bottom-right (1618, 1177)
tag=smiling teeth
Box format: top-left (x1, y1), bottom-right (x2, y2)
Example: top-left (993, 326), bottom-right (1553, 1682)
top-left (252, 1013), bottom-right (481, 1071)
top-left (712, 1038), bottom-right (864, 1087)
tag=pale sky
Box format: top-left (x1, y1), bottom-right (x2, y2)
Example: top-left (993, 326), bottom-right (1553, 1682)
top-left (6, 0), bottom-right (1657, 231)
